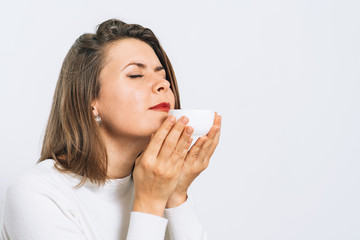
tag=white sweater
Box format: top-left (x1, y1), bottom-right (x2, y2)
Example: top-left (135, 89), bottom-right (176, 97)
top-left (1, 159), bottom-right (207, 240)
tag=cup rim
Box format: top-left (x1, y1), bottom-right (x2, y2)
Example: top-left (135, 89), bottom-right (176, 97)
top-left (168, 109), bottom-right (215, 112)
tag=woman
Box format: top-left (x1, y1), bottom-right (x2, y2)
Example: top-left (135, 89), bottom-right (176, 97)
top-left (1, 19), bottom-right (222, 240)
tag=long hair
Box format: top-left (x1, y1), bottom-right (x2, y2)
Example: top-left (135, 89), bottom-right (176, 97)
top-left (38, 19), bottom-right (181, 186)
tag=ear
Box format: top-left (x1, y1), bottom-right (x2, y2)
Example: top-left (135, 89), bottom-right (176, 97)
top-left (91, 100), bottom-right (99, 116)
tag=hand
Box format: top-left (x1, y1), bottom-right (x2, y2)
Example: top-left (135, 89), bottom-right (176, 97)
top-left (132, 115), bottom-right (194, 216)
top-left (166, 112), bottom-right (222, 208)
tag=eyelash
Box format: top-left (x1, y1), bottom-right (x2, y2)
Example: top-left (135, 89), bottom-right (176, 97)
top-left (128, 74), bottom-right (167, 80)
top-left (128, 74), bottom-right (144, 78)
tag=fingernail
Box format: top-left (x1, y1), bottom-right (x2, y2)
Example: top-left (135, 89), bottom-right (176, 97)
top-left (182, 116), bottom-right (189, 124)
top-left (186, 126), bottom-right (193, 135)
top-left (169, 116), bottom-right (176, 123)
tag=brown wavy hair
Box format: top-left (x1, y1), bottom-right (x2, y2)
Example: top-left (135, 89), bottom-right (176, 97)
top-left (38, 19), bottom-right (181, 186)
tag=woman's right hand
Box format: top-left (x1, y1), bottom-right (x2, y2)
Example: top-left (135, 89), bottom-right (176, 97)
top-left (132, 115), bottom-right (194, 216)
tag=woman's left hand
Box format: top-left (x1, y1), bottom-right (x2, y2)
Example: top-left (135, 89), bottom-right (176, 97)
top-left (166, 112), bottom-right (222, 208)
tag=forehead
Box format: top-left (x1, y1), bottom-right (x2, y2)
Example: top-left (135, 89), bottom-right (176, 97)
top-left (103, 38), bottom-right (161, 66)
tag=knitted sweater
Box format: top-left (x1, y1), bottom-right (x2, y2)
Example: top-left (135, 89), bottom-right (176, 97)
top-left (1, 159), bottom-right (207, 240)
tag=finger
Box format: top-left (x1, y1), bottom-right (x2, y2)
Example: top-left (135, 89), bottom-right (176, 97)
top-left (174, 136), bottom-right (193, 171)
top-left (204, 113), bottom-right (221, 137)
top-left (213, 127), bottom-right (221, 146)
top-left (199, 117), bottom-right (221, 158)
top-left (201, 129), bottom-right (221, 162)
top-left (158, 116), bottom-right (190, 160)
top-left (194, 139), bottom-right (213, 167)
top-left (185, 136), bottom-right (208, 162)
top-left (207, 131), bottom-right (221, 157)
top-left (214, 112), bottom-right (222, 127)
top-left (185, 113), bottom-right (221, 159)
top-left (145, 116), bottom-right (176, 158)
top-left (217, 115), bottom-right (222, 126)
top-left (206, 115), bottom-right (221, 139)
top-left (206, 125), bottom-right (220, 140)
top-left (203, 120), bottom-right (221, 150)
top-left (213, 114), bottom-right (222, 145)
top-left (194, 116), bottom-right (221, 165)
top-left (171, 125), bottom-right (193, 159)
top-left (181, 136), bottom-right (194, 158)
top-left (213, 112), bottom-right (221, 125)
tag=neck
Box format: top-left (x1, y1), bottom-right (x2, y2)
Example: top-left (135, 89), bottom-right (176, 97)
top-left (100, 130), bottom-right (151, 179)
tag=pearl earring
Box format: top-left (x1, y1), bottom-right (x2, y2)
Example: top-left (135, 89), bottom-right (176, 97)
top-left (95, 115), bottom-right (102, 126)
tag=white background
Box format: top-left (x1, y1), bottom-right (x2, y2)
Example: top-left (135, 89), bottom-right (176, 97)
top-left (1, 0), bottom-right (359, 239)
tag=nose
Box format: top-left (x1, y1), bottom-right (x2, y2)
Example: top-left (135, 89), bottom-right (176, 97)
top-left (152, 78), bottom-right (171, 94)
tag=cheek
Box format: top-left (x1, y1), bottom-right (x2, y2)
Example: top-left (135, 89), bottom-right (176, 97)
top-left (169, 91), bottom-right (176, 108)
top-left (123, 89), bottom-right (148, 112)
top-left (102, 83), bottom-right (143, 107)
top-left (99, 87), bottom-right (152, 131)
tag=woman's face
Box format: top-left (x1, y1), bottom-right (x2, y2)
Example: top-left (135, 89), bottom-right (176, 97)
top-left (93, 38), bottom-right (175, 138)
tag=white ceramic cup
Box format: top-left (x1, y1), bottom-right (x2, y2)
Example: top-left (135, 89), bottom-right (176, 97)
top-left (168, 109), bottom-right (215, 137)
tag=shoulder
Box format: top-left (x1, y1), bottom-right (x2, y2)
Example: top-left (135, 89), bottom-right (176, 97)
top-left (2, 160), bottom-right (87, 239)
top-left (5, 159), bottom-right (74, 203)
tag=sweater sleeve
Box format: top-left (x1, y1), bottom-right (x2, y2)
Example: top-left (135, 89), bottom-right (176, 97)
top-left (164, 196), bottom-right (208, 240)
top-left (1, 176), bottom-right (86, 240)
top-left (126, 212), bottom-right (168, 240)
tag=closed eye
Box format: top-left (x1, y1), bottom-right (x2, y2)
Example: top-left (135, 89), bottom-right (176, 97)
top-left (128, 74), bottom-right (143, 78)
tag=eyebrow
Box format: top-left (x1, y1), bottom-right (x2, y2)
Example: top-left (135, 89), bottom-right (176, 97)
top-left (122, 62), bottom-right (165, 72)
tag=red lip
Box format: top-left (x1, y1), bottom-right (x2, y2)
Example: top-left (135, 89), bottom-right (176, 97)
top-left (150, 102), bottom-right (170, 111)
